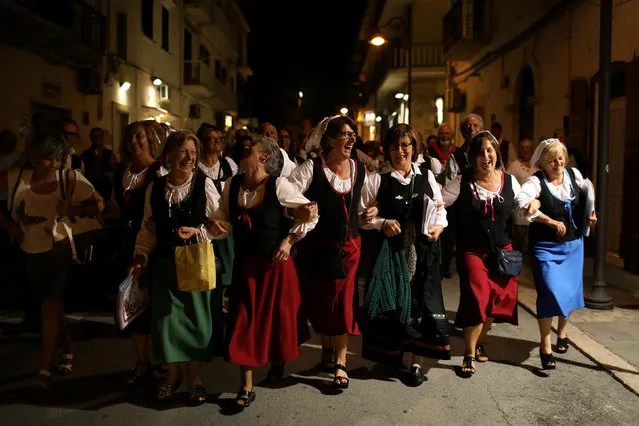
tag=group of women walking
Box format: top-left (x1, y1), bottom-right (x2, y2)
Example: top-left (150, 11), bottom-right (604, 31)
top-left (0, 113), bottom-right (596, 407)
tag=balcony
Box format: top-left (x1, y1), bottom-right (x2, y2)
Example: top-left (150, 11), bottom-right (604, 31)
top-left (370, 43), bottom-right (445, 97)
top-left (184, 0), bottom-right (214, 26)
top-left (443, 0), bottom-right (490, 60)
top-left (0, 0), bottom-right (106, 67)
top-left (184, 60), bottom-right (213, 99)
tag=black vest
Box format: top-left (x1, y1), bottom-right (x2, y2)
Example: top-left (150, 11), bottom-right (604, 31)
top-left (81, 148), bottom-right (114, 199)
top-left (114, 161), bottom-right (162, 234)
top-left (453, 148), bottom-right (470, 176)
top-left (228, 174), bottom-right (288, 257)
top-left (150, 172), bottom-right (208, 258)
top-left (529, 168), bottom-right (585, 243)
top-left (70, 154), bottom-right (82, 170)
top-left (201, 156), bottom-right (233, 194)
top-left (377, 167), bottom-right (434, 249)
top-left (305, 158), bottom-right (365, 243)
top-left (456, 172), bottom-right (514, 249)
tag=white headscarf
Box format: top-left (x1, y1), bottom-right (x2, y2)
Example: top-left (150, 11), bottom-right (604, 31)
top-left (304, 115), bottom-right (340, 153)
top-left (530, 138), bottom-right (563, 168)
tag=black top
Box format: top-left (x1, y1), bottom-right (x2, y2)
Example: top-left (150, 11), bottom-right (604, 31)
top-left (70, 154), bottom-right (83, 170)
top-left (150, 172), bottom-right (209, 258)
top-left (202, 155), bottom-right (233, 194)
top-left (529, 168), bottom-right (586, 243)
top-left (228, 174), bottom-right (289, 257)
top-left (114, 161), bottom-right (162, 235)
top-left (456, 172), bottom-right (514, 249)
top-left (377, 167), bottom-right (434, 250)
top-left (304, 157), bottom-right (365, 244)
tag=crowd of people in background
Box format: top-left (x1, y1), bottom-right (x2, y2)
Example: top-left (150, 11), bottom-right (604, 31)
top-left (0, 113), bottom-right (597, 408)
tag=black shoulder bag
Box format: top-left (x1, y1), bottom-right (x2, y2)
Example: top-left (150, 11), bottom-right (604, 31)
top-left (472, 180), bottom-right (523, 277)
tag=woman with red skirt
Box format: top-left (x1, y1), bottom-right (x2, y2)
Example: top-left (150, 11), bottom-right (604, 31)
top-left (442, 131), bottom-right (523, 377)
top-left (209, 136), bottom-right (317, 408)
top-left (289, 115), bottom-right (366, 389)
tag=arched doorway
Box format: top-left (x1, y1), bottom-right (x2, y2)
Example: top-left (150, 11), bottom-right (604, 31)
top-left (517, 66), bottom-right (535, 141)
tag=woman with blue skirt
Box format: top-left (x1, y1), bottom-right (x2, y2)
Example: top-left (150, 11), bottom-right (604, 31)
top-left (515, 138), bottom-right (596, 370)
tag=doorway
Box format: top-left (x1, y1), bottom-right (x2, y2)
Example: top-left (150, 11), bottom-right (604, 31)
top-left (517, 66), bottom-right (535, 141)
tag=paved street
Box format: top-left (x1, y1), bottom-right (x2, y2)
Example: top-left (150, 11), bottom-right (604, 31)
top-left (1, 273), bottom-right (638, 426)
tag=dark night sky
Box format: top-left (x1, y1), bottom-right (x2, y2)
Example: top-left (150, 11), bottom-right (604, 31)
top-left (237, 0), bottom-right (367, 127)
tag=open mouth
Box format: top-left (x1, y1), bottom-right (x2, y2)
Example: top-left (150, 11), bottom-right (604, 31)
top-left (480, 159), bottom-right (492, 168)
top-left (344, 144), bottom-right (354, 153)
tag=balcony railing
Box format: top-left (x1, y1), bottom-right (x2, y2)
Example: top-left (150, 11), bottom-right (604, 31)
top-left (184, 60), bottom-right (213, 98)
top-left (443, 0), bottom-right (489, 59)
top-left (13, 0), bottom-right (106, 52)
top-left (392, 43), bottom-right (444, 68)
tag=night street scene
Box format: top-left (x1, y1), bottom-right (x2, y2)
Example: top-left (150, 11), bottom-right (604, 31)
top-left (2, 0), bottom-right (639, 424)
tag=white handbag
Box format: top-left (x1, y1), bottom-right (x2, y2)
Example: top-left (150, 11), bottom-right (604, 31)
top-left (52, 168), bottom-right (103, 263)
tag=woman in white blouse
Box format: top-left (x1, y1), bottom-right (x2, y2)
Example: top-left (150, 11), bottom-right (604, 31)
top-left (207, 136), bottom-right (317, 408)
top-left (442, 131), bottom-right (522, 377)
top-left (130, 130), bottom-right (220, 404)
top-left (514, 139), bottom-right (596, 370)
top-left (359, 124), bottom-right (450, 387)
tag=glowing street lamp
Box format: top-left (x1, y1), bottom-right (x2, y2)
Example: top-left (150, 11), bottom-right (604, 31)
top-left (340, 107), bottom-right (348, 115)
top-left (369, 35), bottom-right (386, 46)
top-left (298, 91), bottom-right (304, 98)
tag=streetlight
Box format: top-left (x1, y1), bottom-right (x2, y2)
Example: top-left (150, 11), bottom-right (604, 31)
top-left (340, 107), bottom-right (349, 115)
top-left (298, 91), bottom-right (304, 99)
top-left (368, 7), bottom-right (413, 124)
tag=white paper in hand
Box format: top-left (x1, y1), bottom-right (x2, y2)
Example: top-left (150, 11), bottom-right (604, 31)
top-left (116, 274), bottom-right (150, 330)
top-left (422, 196), bottom-right (438, 237)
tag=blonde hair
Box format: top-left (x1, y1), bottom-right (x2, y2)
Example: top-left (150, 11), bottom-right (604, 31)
top-left (538, 141), bottom-right (568, 169)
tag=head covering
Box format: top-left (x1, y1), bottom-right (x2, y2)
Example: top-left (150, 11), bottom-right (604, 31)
top-left (304, 115), bottom-right (340, 153)
top-left (530, 138), bottom-right (562, 168)
top-left (470, 130), bottom-right (500, 147)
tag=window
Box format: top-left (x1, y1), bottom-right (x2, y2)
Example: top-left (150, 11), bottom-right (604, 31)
top-left (141, 0), bottom-right (153, 39)
top-left (116, 13), bottom-right (127, 60)
top-left (161, 7), bottom-right (169, 51)
top-left (199, 45), bottom-right (210, 67)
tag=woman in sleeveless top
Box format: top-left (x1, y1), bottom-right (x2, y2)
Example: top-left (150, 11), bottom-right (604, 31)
top-left (208, 136), bottom-right (317, 409)
top-left (130, 131), bottom-right (220, 404)
top-left (112, 121), bottom-right (166, 385)
top-left (359, 124), bottom-right (451, 387)
top-left (515, 139), bottom-right (596, 370)
top-left (288, 115), bottom-right (367, 389)
top-left (442, 131), bottom-right (522, 377)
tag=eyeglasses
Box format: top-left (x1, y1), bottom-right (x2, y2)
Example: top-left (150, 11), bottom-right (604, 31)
top-left (390, 143), bottom-right (413, 152)
top-left (338, 131), bottom-right (357, 140)
top-left (211, 137), bottom-right (224, 143)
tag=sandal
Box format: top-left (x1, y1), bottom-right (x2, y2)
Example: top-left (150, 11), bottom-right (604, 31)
top-left (189, 384), bottom-right (207, 405)
top-left (235, 388), bottom-right (256, 408)
top-left (56, 353), bottom-right (74, 376)
top-left (267, 362), bottom-right (285, 382)
top-left (35, 370), bottom-right (52, 389)
top-left (318, 347), bottom-right (335, 373)
top-left (127, 361), bottom-right (151, 385)
top-left (407, 365), bottom-right (425, 387)
top-left (540, 350), bottom-right (557, 370)
top-left (333, 364), bottom-right (350, 389)
top-left (555, 336), bottom-right (569, 354)
top-left (157, 379), bottom-right (182, 400)
top-left (475, 344), bottom-right (489, 363)
top-left (461, 356), bottom-right (476, 377)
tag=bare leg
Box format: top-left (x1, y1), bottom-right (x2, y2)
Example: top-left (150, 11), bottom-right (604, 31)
top-left (334, 334), bottom-right (349, 384)
top-left (475, 317), bottom-right (493, 361)
top-left (236, 366), bottom-right (255, 406)
top-left (557, 316), bottom-right (569, 339)
top-left (162, 362), bottom-right (181, 385)
top-left (538, 317), bottom-right (553, 354)
top-left (461, 323), bottom-right (483, 374)
top-left (411, 354), bottom-right (424, 368)
top-left (320, 334), bottom-right (335, 366)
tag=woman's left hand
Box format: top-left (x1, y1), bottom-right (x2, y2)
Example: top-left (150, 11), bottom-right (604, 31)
top-left (523, 199), bottom-right (541, 217)
top-left (362, 206), bottom-right (378, 224)
top-left (587, 211), bottom-right (598, 228)
top-left (426, 225), bottom-right (444, 242)
top-left (273, 237), bottom-right (293, 263)
top-left (177, 226), bottom-right (201, 240)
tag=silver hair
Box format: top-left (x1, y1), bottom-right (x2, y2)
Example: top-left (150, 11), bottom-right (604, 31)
top-left (461, 113), bottom-right (484, 131)
top-left (254, 135), bottom-right (283, 175)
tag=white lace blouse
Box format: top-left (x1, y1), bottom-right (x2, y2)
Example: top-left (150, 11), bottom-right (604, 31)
top-left (121, 163), bottom-right (167, 192)
top-left (359, 164), bottom-right (448, 234)
top-left (134, 173), bottom-right (220, 261)
top-left (211, 175), bottom-right (318, 239)
top-left (287, 157), bottom-right (368, 194)
top-left (442, 172), bottom-right (522, 212)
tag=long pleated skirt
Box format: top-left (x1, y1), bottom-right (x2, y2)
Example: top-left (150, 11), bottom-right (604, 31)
top-left (298, 237), bottom-right (362, 336)
top-left (150, 257), bottom-right (216, 363)
top-left (454, 244), bottom-right (519, 328)
top-left (227, 255), bottom-right (306, 367)
top-left (532, 237), bottom-right (585, 319)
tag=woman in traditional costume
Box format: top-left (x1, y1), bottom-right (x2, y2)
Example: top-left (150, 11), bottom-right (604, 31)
top-left (131, 130), bottom-right (219, 403)
top-left (288, 115), bottom-right (366, 389)
top-left (442, 131), bottom-right (522, 377)
top-left (514, 138), bottom-right (596, 369)
top-left (359, 124), bottom-right (451, 387)
top-left (208, 136), bottom-right (317, 408)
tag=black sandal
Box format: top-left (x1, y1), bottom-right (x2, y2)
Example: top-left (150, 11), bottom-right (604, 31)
top-left (189, 384), bottom-right (207, 405)
top-left (56, 353), bottom-right (74, 376)
top-left (475, 344), bottom-right (489, 363)
top-left (127, 361), bottom-right (151, 385)
top-left (267, 362), bottom-right (285, 382)
top-left (333, 364), bottom-right (350, 389)
top-left (407, 365), bottom-right (425, 387)
top-left (555, 336), bottom-right (569, 354)
top-left (235, 388), bottom-right (256, 408)
top-left (461, 356), bottom-right (476, 377)
top-left (540, 351), bottom-right (557, 370)
top-left (157, 379), bottom-right (181, 400)
top-left (318, 347), bottom-right (335, 372)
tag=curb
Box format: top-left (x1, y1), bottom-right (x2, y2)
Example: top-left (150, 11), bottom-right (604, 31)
top-left (517, 281), bottom-right (639, 397)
